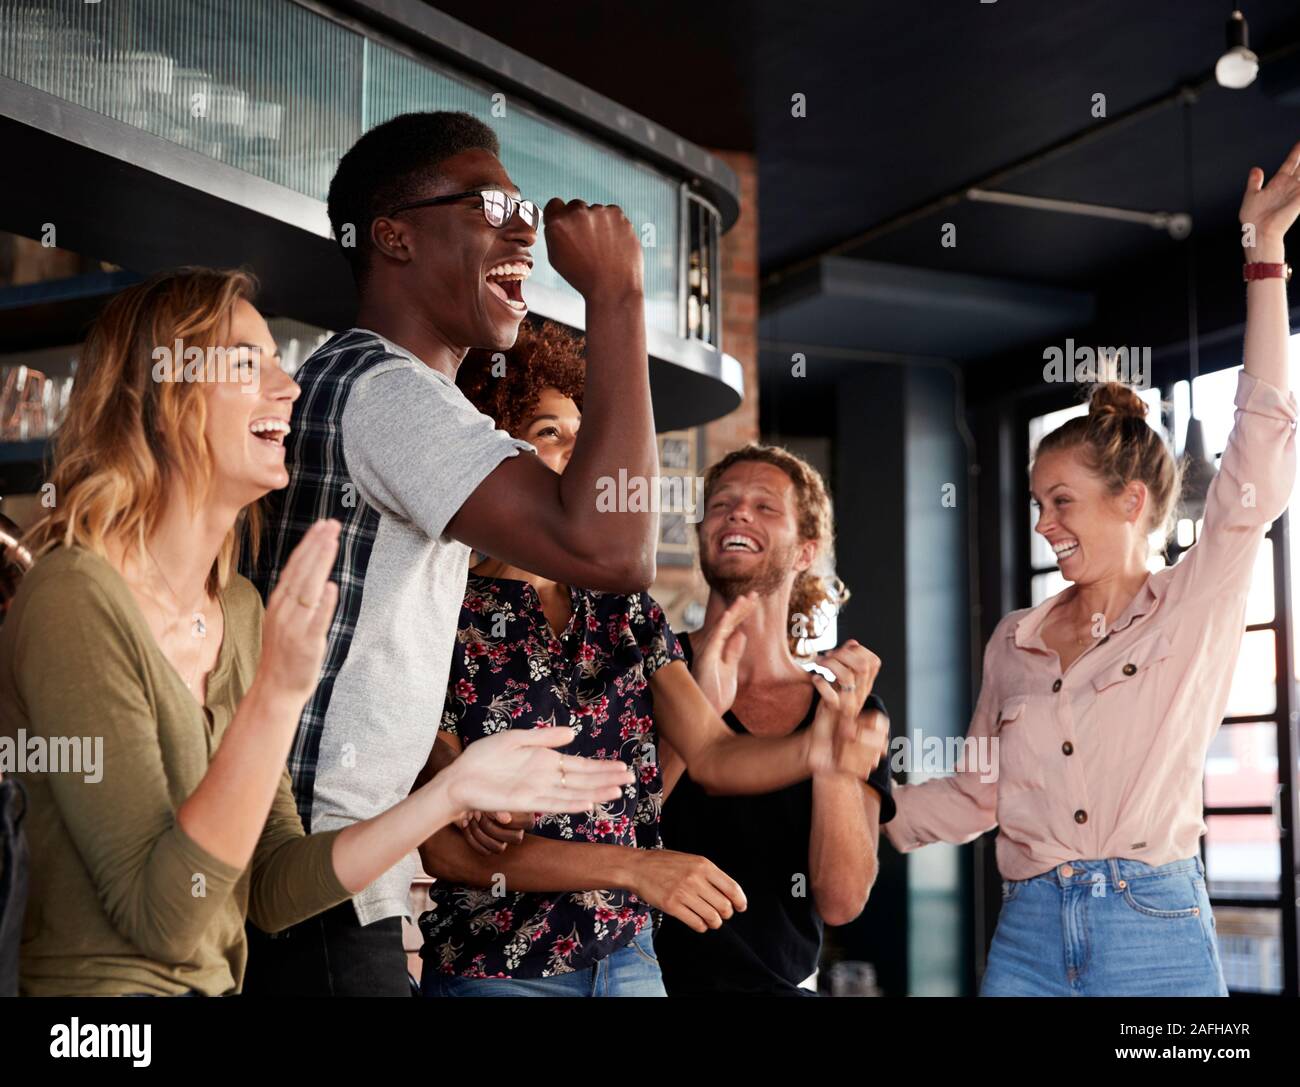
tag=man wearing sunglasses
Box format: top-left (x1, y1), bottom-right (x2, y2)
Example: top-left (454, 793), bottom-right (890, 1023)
top-left (242, 110), bottom-right (657, 997)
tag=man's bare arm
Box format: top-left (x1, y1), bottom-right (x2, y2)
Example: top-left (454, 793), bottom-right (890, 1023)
top-left (447, 202), bottom-right (657, 591)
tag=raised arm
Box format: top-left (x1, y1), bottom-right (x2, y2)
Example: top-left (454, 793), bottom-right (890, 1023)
top-left (178, 521), bottom-right (342, 873)
top-left (1240, 142), bottom-right (1300, 392)
top-left (664, 596), bottom-right (889, 793)
top-left (447, 200), bottom-right (658, 591)
top-left (651, 651), bottom-right (888, 795)
top-left (1180, 147), bottom-right (1300, 589)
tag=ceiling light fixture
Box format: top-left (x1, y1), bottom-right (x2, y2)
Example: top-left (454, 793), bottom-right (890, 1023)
top-left (1178, 100), bottom-right (1216, 525)
top-left (1215, 4), bottom-right (1259, 89)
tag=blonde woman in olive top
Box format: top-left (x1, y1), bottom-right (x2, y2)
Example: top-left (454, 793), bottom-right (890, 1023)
top-left (886, 146), bottom-right (1300, 995)
top-left (0, 269), bottom-right (631, 996)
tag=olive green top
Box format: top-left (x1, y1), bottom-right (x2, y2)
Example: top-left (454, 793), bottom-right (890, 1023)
top-left (0, 546), bottom-right (349, 996)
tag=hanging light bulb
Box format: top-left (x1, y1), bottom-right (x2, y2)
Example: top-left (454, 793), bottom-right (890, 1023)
top-left (1177, 96), bottom-right (1217, 528)
top-left (1179, 417), bottom-right (1218, 523)
top-left (1216, 6), bottom-right (1259, 89)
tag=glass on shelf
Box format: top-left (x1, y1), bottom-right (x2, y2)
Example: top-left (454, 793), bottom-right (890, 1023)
top-left (46, 374), bottom-right (74, 433)
top-left (1, 366), bottom-right (48, 441)
top-left (0, 367), bottom-right (74, 441)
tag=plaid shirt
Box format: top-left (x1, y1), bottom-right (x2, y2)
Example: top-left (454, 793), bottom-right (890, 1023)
top-left (242, 328), bottom-right (533, 925)
top-left (242, 329), bottom-right (391, 827)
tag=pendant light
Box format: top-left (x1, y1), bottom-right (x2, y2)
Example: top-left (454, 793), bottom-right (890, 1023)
top-left (1178, 100), bottom-right (1217, 525)
top-left (1215, 5), bottom-right (1259, 90)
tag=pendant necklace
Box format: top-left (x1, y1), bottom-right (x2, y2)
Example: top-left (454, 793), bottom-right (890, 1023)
top-left (146, 544), bottom-right (209, 692)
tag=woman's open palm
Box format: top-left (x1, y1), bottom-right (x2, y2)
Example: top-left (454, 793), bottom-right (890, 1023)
top-left (1240, 139), bottom-right (1300, 242)
top-left (442, 727), bottom-right (632, 819)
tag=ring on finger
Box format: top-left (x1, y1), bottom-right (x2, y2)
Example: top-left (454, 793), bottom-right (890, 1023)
top-left (297, 595), bottom-right (316, 608)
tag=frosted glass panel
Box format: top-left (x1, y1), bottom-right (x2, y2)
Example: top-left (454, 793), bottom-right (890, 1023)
top-left (0, 0), bottom-right (362, 199)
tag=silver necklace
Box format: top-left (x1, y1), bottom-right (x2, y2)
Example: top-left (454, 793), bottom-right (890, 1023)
top-left (145, 544), bottom-right (209, 692)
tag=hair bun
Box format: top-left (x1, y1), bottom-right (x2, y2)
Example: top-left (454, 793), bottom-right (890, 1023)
top-left (1087, 382), bottom-right (1147, 421)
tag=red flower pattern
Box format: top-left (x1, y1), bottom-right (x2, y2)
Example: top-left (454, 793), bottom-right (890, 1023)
top-left (422, 576), bottom-right (682, 980)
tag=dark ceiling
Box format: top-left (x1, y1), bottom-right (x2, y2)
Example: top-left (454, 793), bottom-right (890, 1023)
top-left (425, 0), bottom-right (1300, 283)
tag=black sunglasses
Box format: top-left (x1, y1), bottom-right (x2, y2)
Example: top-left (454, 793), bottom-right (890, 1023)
top-left (387, 188), bottom-right (541, 230)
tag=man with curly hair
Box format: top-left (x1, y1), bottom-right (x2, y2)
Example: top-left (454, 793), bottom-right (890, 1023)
top-left (654, 444), bottom-right (896, 996)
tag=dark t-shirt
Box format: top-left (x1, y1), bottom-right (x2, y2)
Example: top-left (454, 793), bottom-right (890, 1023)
top-left (655, 631), bottom-right (895, 996)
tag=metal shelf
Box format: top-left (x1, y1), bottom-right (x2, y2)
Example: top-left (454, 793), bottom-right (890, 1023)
top-left (0, 439), bottom-right (48, 464)
top-left (0, 271), bottom-right (141, 354)
top-left (0, 439), bottom-right (49, 496)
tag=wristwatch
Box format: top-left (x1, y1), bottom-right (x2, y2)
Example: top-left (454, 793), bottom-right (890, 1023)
top-left (1243, 261), bottom-right (1292, 282)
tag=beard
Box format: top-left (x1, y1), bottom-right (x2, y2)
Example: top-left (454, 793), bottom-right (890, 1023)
top-left (699, 538), bottom-right (799, 602)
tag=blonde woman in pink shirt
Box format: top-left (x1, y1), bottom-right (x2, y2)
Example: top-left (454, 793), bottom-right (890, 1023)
top-left (886, 143), bottom-right (1300, 996)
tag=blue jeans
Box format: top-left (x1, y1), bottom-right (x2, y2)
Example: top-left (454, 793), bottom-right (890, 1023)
top-left (420, 929), bottom-right (666, 997)
top-left (981, 856), bottom-right (1227, 996)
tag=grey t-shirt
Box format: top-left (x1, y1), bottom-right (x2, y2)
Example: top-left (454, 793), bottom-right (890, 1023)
top-left (253, 329), bottom-right (533, 925)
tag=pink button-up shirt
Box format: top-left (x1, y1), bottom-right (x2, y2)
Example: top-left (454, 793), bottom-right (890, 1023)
top-left (886, 371), bottom-right (1297, 879)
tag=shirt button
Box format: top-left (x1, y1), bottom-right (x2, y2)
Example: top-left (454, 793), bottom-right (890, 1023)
top-left (1060, 864), bottom-right (1075, 878)
top-left (1062, 741), bottom-right (1074, 755)
top-left (1052, 678), bottom-right (1062, 692)
top-left (1122, 663), bottom-right (1137, 676)
top-left (1074, 809), bottom-right (1088, 824)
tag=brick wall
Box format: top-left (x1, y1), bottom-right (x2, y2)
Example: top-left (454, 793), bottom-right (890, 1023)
top-left (705, 149), bottom-right (761, 456)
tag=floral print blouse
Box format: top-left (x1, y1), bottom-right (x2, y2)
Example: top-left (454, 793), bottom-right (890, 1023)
top-left (419, 574), bottom-right (684, 978)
